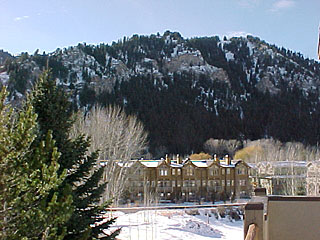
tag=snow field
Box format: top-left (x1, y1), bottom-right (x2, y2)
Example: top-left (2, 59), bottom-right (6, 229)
top-left (107, 208), bottom-right (243, 240)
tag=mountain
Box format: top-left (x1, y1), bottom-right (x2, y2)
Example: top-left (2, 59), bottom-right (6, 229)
top-left (1, 31), bottom-right (320, 156)
top-left (0, 50), bottom-right (13, 66)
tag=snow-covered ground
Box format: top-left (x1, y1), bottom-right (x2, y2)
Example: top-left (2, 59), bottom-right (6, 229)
top-left (107, 208), bottom-right (243, 240)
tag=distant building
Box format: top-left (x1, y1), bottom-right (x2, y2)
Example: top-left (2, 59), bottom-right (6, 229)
top-left (250, 161), bottom-right (307, 195)
top-left (115, 155), bottom-right (251, 203)
top-left (306, 161), bottom-right (320, 196)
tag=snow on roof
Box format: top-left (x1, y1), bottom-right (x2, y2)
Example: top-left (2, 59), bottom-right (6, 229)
top-left (140, 161), bottom-right (162, 168)
top-left (220, 163), bottom-right (236, 168)
top-left (108, 158), bottom-right (251, 169)
top-left (191, 161), bottom-right (209, 168)
top-left (256, 161), bottom-right (307, 168)
top-left (247, 163), bottom-right (257, 168)
top-left (171, 163), bottom-right (184, 168)
top-left (274, 161), bottom-right (307, 167)
top-left (219, 160), bottom-right (245, 168)
top-left (114, 161), bottom-right (135, 168)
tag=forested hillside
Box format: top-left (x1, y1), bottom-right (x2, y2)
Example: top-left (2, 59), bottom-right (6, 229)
top-left (1, 31), bottom-right (320, 155)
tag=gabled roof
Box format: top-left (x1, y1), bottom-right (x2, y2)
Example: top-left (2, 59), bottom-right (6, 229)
top-left (111, 158), bottom-right (251, 169)
top-left (157, 160), bottom-right (172, 168)
top-left (207, 160), bottom-right (220, 168)
top-left (234, 160), bottom-right (251, 168)
top-left (182, 159), bottom-right (198, 168)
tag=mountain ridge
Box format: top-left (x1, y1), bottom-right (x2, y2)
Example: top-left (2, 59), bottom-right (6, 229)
top-left (1, 31), bottom-right (320, 155)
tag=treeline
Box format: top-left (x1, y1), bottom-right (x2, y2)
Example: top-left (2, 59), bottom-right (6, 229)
top-left (0, 71), bottom-right (119, 239)
top-left (95, 72), bottom-right (320, 155)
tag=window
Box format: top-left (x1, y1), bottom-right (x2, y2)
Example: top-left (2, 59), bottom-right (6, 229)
top-left (222, 180), bottom-right (225, 186)
top-left (227, 169), bottom-right (231, 175)
top-left (208, 180), bottom-right (213, 187)
top-left (191, 180), bottom-right (196, 187)
top-left (172, 181), bottom-right (176, 187)
top-left (172, 169), bottom-right (176, 175)
top-left (185, 166), bottom-right (194, 176)
top-left (177, 169), bottom-right (181, 175)
top-left (237, 167), bottom-right (247, 175)
top-left (241, 190), bottom-right (247, 196)
top-left (202, 181), bottom-right (206, 187)
top-left (177, 180), bottom-right (182, 187)
top-left (227, 180), bottom-right (230, 186)
top-left (210, 167), bottom-right (220, 176)
top-left (239, 180), bottom-right (246, 186)
top-left (183, 180), bottom-right (188, 187)
top-left (222, 169), bottom-right (225, 175)
top-left (159, 167), bottom-right (168, 176)
top-left (231, 180), bottom-right (234, 186)
top-left (158, 181), bottom-right (164, 187)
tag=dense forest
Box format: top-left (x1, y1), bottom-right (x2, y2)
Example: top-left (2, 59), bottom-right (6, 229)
top-left (1, 31), bottom-right (320, 156)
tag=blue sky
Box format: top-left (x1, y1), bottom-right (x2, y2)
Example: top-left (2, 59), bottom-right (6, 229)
top-left (1, 0), bottom-right (319, 60)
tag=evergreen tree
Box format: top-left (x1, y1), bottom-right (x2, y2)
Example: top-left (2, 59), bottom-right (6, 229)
top-left (0, 86), bottom-right (72, 240)
top-left (31, 71), bottom-right (119, 239)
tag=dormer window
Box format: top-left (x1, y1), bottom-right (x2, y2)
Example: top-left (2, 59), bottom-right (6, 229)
top-left (159, 166), bottom-right (168, 176)
top-left (210, 166), bottom-right (219, 176)
top-left (237, 167), bottom-right (246, 175)
top-left (185, 165), bottom-right (194, 176)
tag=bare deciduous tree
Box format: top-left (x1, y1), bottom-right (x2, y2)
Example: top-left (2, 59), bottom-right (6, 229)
top-left (204, 138), bottom-right (241, 157)
top-left (71, 105), bottom-right (148, 205)
top-left (240, 139), bottom-right (320, 163)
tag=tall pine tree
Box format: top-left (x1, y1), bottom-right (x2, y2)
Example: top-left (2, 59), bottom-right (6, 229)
top-left (0, 86), bottom-right (73, 240)
top-left (31, 71), bottom-right (119, 239)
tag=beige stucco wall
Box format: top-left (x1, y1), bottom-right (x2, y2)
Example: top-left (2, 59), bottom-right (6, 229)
top-left (266, 198), bottom-right (320, 240)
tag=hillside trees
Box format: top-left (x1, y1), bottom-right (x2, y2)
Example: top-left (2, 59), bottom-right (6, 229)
top-left (71, 105), bottom-right (148, 205)
top-left (203, 138), bottom-right (242, 158)
top-left (0, 87), bottom-right (72, 239)
top-left (189, 152), bottom-right (212, 160)
top-left (5, 32), bottom-right (320, 154)
top-left (31, 71), bottom-right (119, 239)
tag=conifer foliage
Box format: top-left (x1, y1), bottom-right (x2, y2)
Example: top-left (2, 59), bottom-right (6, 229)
top-left (31, 71), bottom-right (119, 239)
top-left (0, 87), bottom-right (72, 239)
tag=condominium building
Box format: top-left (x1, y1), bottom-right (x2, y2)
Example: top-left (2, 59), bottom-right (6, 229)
top-left (122, 155), bottom-right (251, 203)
